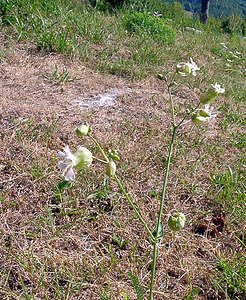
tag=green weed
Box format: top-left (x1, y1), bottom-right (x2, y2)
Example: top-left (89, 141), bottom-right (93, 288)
top-left (43, 65), bottom-right (76, 85)
top-left (129, 272), bottom-right (145, 300)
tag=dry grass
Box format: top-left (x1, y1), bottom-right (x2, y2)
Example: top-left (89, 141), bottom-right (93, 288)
top-left (0, 31), bottom-right (245, 300)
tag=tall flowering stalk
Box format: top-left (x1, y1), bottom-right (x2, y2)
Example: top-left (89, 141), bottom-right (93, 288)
top-left (57, 59), bottom-right (224, 299)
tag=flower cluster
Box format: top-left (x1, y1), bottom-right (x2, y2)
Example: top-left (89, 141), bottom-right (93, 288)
top-left (57, 124), bottom-right (120, 181)
top-left (176, 58), bottom-right (224, 125)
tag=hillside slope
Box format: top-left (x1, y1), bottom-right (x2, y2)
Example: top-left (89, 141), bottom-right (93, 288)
top-left (0, 1), bottom-right (245, 299)
top-left (165, 0), bottom-right (246, 16)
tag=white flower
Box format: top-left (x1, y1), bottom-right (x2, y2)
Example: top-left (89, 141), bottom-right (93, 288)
top-left (229, 51), bottom-right (239, 58)
top-left (57, 146), bottom-right (77, 181)
top-left (211, 83), bottom-right (225, 94)
top-left (202, 104), bottom-right (217, 118)
top-left (235, 51), bottom-right (241, 55)
top-left (154, 11), bottom-right (162, 17)
top-left (200, 83), bottom-right (225, 104)
top-left (177, 58), bottom-right (200, 76)
top-left (192, 104), bottom-right (216, 124)
top-left (219, 42), bottom-right (227, 49)
top-left (57, 146), bottom-right (93, 181)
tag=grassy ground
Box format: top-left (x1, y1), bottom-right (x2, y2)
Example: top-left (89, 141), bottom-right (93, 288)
top-left (0, 1), bottom-right (245, 299)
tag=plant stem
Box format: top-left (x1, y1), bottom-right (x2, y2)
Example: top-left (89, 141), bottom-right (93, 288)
top-left (148, 124), bottom-right (178, 300)
top-left (177, 101), bottom-right (202, 128)
top-left (158, 125), bottom-right (177, 227)
top-left (92, 156), bottom-right (107, 164)
top-left (114, 175), bottom-right (155, 243)
top-left (89, 134), bottom-right (109, 163)
top-left (167, 84), bottom-right (176, 126)
top-left (88, 134), bottom-right (154, 241)
top-left (149, 241), bottom-right (158, 300)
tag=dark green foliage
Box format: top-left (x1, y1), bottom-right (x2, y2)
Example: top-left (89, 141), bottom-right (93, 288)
top-left (122, 11), bottom-right (175, 44)
top-left (0, 0), bottom-right (14, 24)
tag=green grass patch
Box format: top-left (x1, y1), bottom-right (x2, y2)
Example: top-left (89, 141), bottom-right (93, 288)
top-left (215, 256), bottom-right (246, 299)
top-left (210, 168), bottom-right (245, 224)
top-left (122, 11), bottom-right (175, 45)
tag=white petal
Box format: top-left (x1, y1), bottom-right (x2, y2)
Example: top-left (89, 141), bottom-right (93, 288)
top-left (196, 116), bottom-right (208, 122)
top-left (58, 151), bottom-right (66, 158)
top-left (63, 145), bottom-right (71, 154)
top-left (57, 161), bottom-right (70, 170)
top-left (64, 167), bottom-right (76, 181)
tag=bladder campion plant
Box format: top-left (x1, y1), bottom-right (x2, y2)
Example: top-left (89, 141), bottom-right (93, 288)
top-left (57, 59), bottom-right (225, 299)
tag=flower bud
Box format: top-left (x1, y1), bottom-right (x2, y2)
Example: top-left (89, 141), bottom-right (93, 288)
top-left (106, 160), bottom-right (116, 177)
top-left (76, 124), bottom-right (90, 137)
top-left (75, 147), bottom-right (93, 170)
top-left (168, 212), bottom-right (186, 231)
top-left (108, 149), bottom-right (120, 161)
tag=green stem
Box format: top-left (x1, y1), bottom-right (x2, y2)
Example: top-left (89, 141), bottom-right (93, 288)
top-left (149, 241), bottom-right (158, 300)
top-left (89, 134), bottom-right (109, 163)
top-left (167, 85), bottom-right (176, 126)
top-left (88, 135), bottom-right (154, 240)
top-left (148, 124), bottom-right (178, 300)
top-left (92, 156), bottom-right (107, 164)
top-left (177, 101), bottom-right (202, 128)
top-left (114, 175), bottom-right (155, 242)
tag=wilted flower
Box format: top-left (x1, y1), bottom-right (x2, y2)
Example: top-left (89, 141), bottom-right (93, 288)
top-left (76, 124), bottom-right (90, 137)
top-left (177, 58), bottom-right (200, 76)
top-left (192, 104), bottom-right (216, 124)
top-left (57, 146), bottom-right (92, 181)
top-left (200, 83), bottom-right (225, 104)
top-left (168, 212), bottom-right (186, 231)
top-left (106, 160), bottom-right (116, 177)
